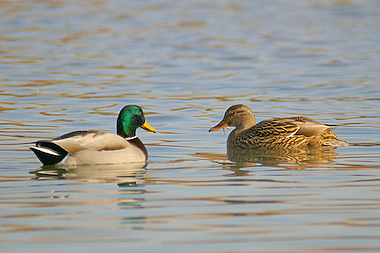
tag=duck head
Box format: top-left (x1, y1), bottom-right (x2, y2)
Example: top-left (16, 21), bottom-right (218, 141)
top-left (117, 105), bottom-right (156, 138)
top-left (209, 104), bottom-right (256, 132)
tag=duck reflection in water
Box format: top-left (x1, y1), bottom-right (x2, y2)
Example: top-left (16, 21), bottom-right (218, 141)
top-left (227, 146), bottom-right (338, 168)
top-left (31, 163), bottom-right (149, 212)
top-left (195, 146), bottom-right (339, 175)
top-left (31, 162), bottom-right (147, 186)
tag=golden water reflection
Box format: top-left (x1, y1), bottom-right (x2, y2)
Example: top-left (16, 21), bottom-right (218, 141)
top-left (227, 147), bottom-right (338, 168)
top-left (31, 162), bottom-right (147, 185)
top-left (195, 147), bottom-right (337, 167)
top-left (195, 145), bottom-right (380, 175)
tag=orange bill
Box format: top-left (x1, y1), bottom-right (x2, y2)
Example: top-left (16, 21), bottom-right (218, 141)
top-left (209, 120), bottom-right (228, 132)
top-left (141, 121), bottom-right (157, 133)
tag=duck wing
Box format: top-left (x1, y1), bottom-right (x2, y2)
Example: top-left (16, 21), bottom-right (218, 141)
top-left (285, 117), bottom-right (333, 137)
top-left (29, 131), bottom-right (130, 166)
top-left (252, 117), bottom-right (333, 138)
top-left (249, 118), bottom-right (301, 137)
top-left (227, 119), bottom-right (304, 149)
top-left (52, 131), bottom-right (129, 154)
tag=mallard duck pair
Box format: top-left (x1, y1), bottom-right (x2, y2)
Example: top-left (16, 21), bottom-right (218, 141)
top-left (30, 104), bottom-right (347, 166)
top-left (209, 104), bottom-right (348, 149)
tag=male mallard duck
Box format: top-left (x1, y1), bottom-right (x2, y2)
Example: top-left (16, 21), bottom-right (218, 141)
top-left (209, 104), bottom-right (348, 149)
top-left (29, 105), bottom-right (156, 166)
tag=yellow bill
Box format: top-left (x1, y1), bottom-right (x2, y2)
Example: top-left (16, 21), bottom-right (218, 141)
top-left (141, 121), bottom-right (157, 133)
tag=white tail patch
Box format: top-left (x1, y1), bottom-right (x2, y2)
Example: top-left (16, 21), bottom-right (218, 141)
top-left (30, 146), bottom-right (60, 156)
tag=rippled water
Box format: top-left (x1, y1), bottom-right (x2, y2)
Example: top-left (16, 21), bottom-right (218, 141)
top-left (1, 0), bottom-right (380, 252)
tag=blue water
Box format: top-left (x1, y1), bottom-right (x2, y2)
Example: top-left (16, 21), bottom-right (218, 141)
top-left (1, 0), bottom-right (380, 252)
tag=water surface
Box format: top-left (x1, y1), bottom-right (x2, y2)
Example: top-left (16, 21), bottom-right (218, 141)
top-left (1, 0), bottom-right (380, 252)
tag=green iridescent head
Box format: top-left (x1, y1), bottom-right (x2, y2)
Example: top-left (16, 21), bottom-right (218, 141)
top-left (117, 105), bottom-right (156, 138)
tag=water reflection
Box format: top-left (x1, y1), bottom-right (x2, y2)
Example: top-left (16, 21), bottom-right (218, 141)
top-left (195, 146), bottom-right (340, 174)
top-left (31, 162), bottom-right (147, 185)
top-left (227, 147), bottom-right (338, 168)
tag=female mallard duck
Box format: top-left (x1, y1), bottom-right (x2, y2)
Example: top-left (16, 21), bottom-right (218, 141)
top-left (29, 105), bottom-right (156, 166)
top-left (209, 104), bottom-right (348, 149)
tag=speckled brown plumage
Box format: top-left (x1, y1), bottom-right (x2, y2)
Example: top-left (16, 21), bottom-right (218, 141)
top-left (209, 104), bottom-right (348, 149)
